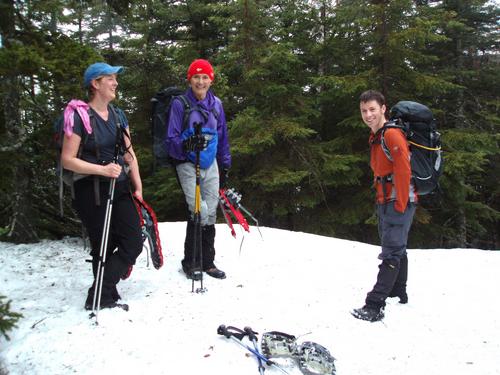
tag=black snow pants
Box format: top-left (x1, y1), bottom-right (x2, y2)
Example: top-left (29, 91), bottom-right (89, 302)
top-left (365, 201), bottom-right (416, 309)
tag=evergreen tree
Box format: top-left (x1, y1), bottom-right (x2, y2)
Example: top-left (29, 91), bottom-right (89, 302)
top-left (0, 0), bottom-right (102, 241)
top-left (0, 0), bottom-right (497, 249)
top-left (0, 295), bottom-right (22, 341)
top-left (216, 0), bottom-right (354, 231)
top-left (421, 0), bottom-right (500, 248)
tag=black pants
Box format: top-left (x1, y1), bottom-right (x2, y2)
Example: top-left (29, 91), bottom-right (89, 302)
top-left (365, 201), bottom-right (416, 308)
top-left (73, 178), bottom-right (142, 278)
top-left (182, 220), bottom-right (216, 272)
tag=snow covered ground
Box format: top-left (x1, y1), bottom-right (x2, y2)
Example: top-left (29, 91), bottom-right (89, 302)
top-left (0, 222), bottom-right (499, 375)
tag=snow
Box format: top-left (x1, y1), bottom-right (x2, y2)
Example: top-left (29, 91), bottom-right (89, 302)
top-left (1, 221), bottom-right (499, 375)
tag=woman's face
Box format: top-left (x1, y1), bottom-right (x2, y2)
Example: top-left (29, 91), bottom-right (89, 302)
top-left (189, 73), bottom-right (212, 100)
top-left (91, 74), bottom-right (118, 102)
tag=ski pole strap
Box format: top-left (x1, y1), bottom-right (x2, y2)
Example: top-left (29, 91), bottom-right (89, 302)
top-left (244, 326), bottom-right (266, 375)
top-left (244, 326), bottom-right (259, 342)
top-left (217, 324), bottom-right (247, 341)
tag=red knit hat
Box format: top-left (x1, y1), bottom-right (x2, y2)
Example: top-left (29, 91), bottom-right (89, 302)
top-left (187, 59), bottom-right (214, 81)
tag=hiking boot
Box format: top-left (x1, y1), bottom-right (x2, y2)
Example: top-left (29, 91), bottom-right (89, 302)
top-left (111, 286), bottom-right (121, 302)
top-left (85, 299), bottom-right (129, 311)
top-left (351, 305), bottom-right (385, 322)
top-left (389, 291), bottom-right (408, 304)
top-left (84, 287), bottom-right (117, 311)
top-left (205, 267), bottom-right (226, 279)
top-left (182, 263), bottom-right (202, 280)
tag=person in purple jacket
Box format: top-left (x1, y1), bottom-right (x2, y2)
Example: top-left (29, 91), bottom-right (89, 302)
top-left (166, 59), bottom-right (231, 280)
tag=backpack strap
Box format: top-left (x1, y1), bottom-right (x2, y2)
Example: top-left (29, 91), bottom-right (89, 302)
top-left (78, 105), bottom-right (125, 207)
top-left (89, 104), bottom-right (128, 206)
top-left (378, 121), bottom-right (408, 162)
top-left (176, 95), bottom-right (195, 131)
top-left (60, 108), bottom-right (98, 213)
top-left (85, 108), bottom-right (102, 207)
top-left (176, 94), bottom-right (218, 130)
top-left (370, 123), bottom-right (405, 209)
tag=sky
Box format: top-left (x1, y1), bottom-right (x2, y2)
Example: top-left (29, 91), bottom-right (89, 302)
top-left (1, 221), bottom-right (499, 375)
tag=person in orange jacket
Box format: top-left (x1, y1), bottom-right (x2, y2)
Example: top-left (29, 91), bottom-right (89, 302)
top-left (352, 90), bottom-right (417, 322)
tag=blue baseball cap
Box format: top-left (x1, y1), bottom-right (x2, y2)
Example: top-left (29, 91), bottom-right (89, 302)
top-left (83, 62), bottom-right (123, 88)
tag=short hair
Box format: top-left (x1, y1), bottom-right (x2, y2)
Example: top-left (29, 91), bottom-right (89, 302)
top-left (359, 90), bottom-right (386, 107)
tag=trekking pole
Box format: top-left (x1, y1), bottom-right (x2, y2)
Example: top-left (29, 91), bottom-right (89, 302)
top-left (217, 325), bottom-right (289, 374)
top-left (191, 122), bottom-right (206, 293)
top-left (244, 326), bottom-right (266, 375)
top-left (90, 177), bottom-right (116, 324)
top-left (90, 118), bottom-right (122, 324)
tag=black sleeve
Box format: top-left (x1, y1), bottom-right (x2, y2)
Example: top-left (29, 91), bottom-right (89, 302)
top-left (71, 111), bottom-right (85, 138)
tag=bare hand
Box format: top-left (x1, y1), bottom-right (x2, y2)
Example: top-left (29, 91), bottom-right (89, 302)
top-left (133, 190), bottom-right (143, 202)
top-left (102, 163), bottom-right (122, 178)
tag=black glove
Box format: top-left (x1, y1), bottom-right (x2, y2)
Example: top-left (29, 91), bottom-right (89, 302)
top-left (219, 167), bottom-right (230, 189)
top-left (183, 134), bottom-right (208, 152)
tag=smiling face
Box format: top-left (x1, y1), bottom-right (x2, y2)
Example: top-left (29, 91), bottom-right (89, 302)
top-left (189, 73), bottom-right (212, 100)
top-left (360, 99), bottom-right (387, 133)
top-left (91, 74), bottom-right (118, 102)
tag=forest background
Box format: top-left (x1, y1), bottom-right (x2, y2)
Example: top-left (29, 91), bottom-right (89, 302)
top-left (0, 0), bottom-right (498, 249)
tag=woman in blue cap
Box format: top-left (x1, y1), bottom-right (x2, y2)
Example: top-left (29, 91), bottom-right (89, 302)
top-left (61, 62), bottom-right (143, 310)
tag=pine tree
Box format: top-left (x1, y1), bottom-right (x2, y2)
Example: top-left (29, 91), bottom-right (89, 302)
top-left (421, 0), bottom-right (500, 248)
top-left (0, 295), bottom-right (22, 341)
top-left (218, 0), bottom-right (330, 229)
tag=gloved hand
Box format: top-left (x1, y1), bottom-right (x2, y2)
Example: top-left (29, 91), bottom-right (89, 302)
top-left (183, 134), bottom-right (208, 152)
top-left (219, 167), bottom-right (230, 189)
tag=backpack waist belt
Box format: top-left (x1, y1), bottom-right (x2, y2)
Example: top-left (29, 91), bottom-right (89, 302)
top-left (376, 175), bottom-right (417, 204)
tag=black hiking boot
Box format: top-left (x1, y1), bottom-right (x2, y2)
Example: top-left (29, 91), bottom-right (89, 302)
top-left (84, 287), bottom-right (123, 311)
top-left (182, 263), bottom-right (202, 280)
top-left (111, 286), bottom-right (121, 302)
top-left (389, 291), bottom-right (408, 304)
top-left (84, 285), bottom-right (129, 311)
top-left (351, 305), bottom-right (385, 322)
top-left (205, 267), bottom-right (226, 279)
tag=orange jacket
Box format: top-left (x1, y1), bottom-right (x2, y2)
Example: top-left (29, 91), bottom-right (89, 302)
top-left (369, 127), bottom-right (416, 213)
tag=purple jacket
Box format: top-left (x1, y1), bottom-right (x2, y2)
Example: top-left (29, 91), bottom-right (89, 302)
top-left (166, 88), bottom-right (231, 169)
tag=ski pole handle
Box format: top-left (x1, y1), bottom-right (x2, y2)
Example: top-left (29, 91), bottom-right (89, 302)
top-left (244, 326), bottom-right (259, 342)
top-left (218, 324), bottom-right (246, 340)
top-left (194, 121), bottom-right (202, 136)
top-left (217, 325), bottom-right (289, 374)
top-left (244, 327), bottom-right (266, 375)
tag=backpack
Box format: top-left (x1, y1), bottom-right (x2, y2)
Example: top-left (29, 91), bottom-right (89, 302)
top-left (53, 103), bottom-right (126, 216)
top-left (150, 87), bottom-right (219, 170)
top-left (380, 101), bottom-right (443, 195)
top-left (151, 87), bottom-right (190, 170)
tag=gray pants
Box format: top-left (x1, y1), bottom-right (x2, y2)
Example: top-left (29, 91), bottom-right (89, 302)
top-left (377, 201), bottom-right (416, 261)
top-left (176, 161), bottom-right (220, 226)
